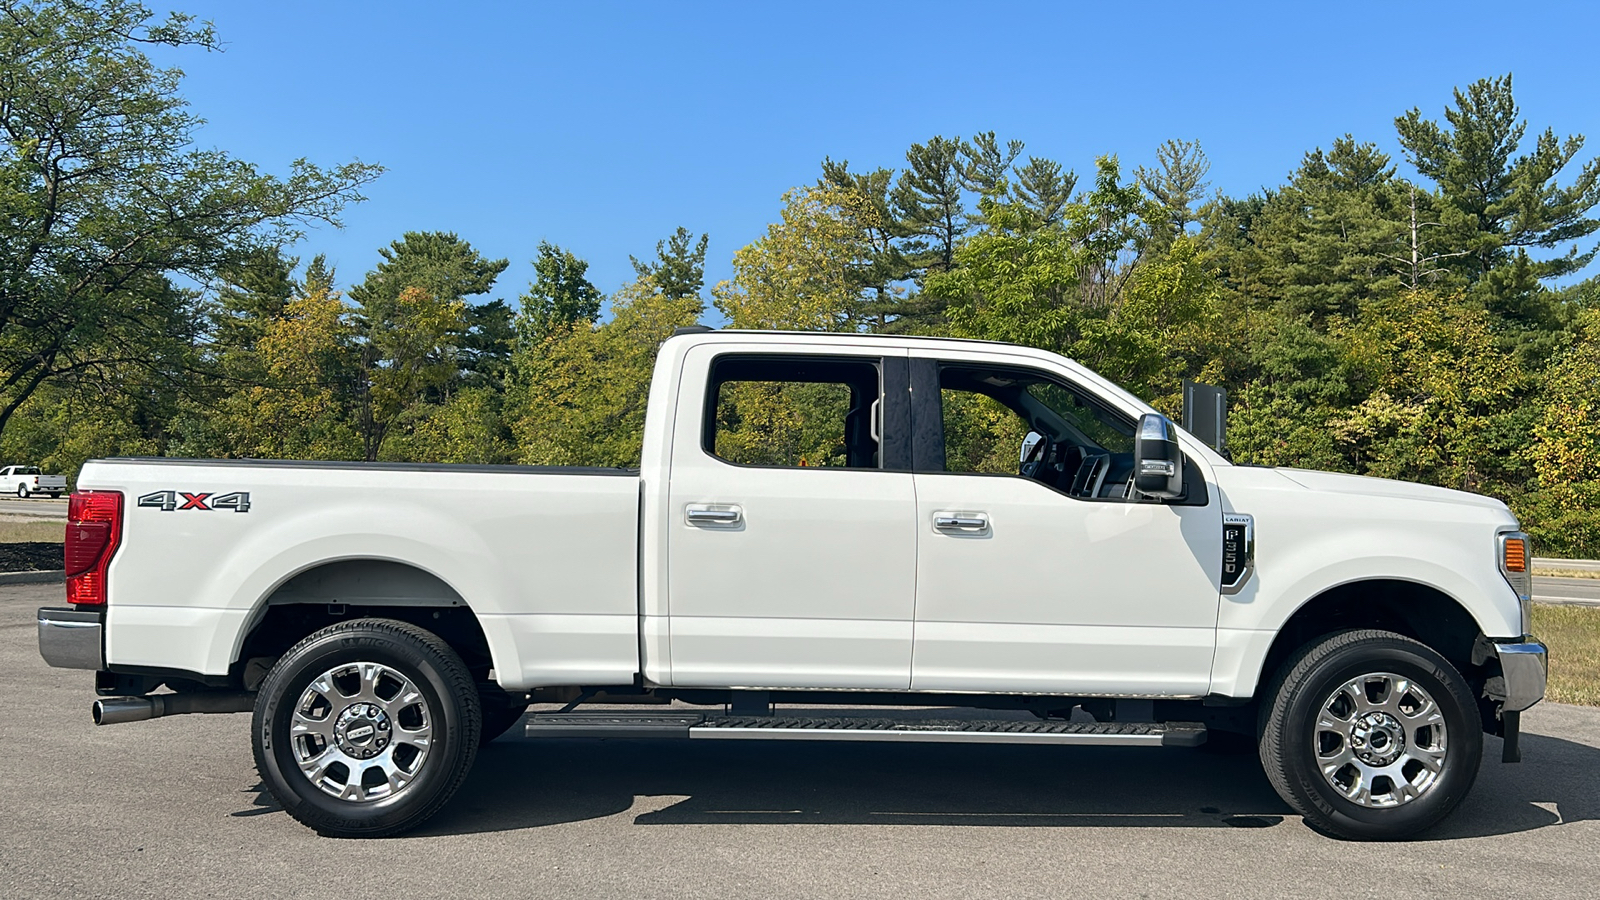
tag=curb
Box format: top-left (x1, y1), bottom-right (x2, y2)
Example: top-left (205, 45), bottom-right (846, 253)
top-left (0, 570), bottom-right (64, 585)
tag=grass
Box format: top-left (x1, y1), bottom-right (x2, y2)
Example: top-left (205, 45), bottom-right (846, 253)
top-left (1532, 603), bottom-right (1600, 707)
top-left (0, 520), bottom-right (63, 543)
top-left (1535, 567), bottom-right (1600, 580)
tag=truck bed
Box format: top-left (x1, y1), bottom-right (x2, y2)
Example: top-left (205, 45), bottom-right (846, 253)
top-left (82, 457), bottom-right (643, 689)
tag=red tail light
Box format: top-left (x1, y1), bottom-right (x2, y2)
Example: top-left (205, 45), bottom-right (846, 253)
top-left (65, 490), bottom-right (122, 606)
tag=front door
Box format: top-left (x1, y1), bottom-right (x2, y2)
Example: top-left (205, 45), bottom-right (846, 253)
top-left (665, 346), bottom-right (917, 689)
top-left (908, 353), bottom-right (1223, 696)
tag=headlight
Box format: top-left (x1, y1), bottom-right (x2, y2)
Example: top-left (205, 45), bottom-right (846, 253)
top-left (1498, 531), bottom-right (1532, 636)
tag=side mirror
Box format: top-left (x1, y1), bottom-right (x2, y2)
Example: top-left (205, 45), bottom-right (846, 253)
top-left (1133, 413), bottom-right (1184, 499)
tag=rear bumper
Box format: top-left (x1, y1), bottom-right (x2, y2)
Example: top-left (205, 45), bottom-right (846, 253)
top-left (37, 607), bottom-right (102, 670)
top-left (1493, 638), bottom-right (1548, 713)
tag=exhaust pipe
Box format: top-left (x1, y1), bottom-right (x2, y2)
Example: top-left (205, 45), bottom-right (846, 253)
top-left (93, 692), bottom-right (256, 726)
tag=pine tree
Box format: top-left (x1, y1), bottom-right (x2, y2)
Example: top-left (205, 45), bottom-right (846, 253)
top-left (348, 231), bottom-right (508, 332)
top-left (1012, 156), bottom-right (1076, 231)
top-left (630, 226), bottom-right (709, 301)
top-left (891, 136), bottom-right (969, 275)
top-left (1243, 138), bottom-right (1412, 324)
top-left (819, 158), bottom-right (912, 330)
top-left (1136, 139), bottom-right (1212, 247)
top-left (960, 132), bottom-right (1025, 205)
top-left (1396, 74), bottom-right (1600, 319)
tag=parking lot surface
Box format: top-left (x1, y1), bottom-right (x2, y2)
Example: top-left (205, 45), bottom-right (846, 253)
top-left (4, 582), bottom-right (1599, 899)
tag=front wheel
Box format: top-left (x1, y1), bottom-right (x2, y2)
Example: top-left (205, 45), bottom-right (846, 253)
top-left (252, 618), bottom-right (481, 838)
top-left (1258, 629), bottom-right (1482, 840)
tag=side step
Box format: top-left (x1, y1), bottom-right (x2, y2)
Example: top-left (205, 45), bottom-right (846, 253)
top-left (525, 712), bottom-right (1206, 747)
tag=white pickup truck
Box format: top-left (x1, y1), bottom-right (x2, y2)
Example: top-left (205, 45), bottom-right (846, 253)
top-left (2, 464), bottom-right (66, 498)
top-left (38, 329), bottom-right (1547, 840)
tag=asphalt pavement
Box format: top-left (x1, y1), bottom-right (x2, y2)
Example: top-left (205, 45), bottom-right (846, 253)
top-left (0, 496), bottom-right (67, 519)
top-left (4, 583), bottom-right (1600, 899)
top-left (1535, 576), bottom-right (1600, 606)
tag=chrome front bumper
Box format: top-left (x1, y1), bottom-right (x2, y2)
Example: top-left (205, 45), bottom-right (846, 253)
top-left (1493, 638), bottom-right (1548, 713)
top-left (37, 607), bottom-right (103, 670)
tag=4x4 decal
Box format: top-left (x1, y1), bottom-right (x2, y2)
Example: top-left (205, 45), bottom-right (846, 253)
top-left (137, 490), bottom-right (251, 512)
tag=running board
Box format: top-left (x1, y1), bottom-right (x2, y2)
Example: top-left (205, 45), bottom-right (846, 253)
top-left (524, 712), bottom-right (1206, 747)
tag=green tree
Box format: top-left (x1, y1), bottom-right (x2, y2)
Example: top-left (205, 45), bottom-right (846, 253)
top-left (510, 277), bottom-right (701, 466)
top-left (356, 286), bottom-right (467, 461)
top-left (211, 276), bottom-right (361, 461)
top-left (1012, 156), bottom-right (1077, 231)
top-left (713, 186), bottom-right (870, 331)
top-left (960, 131), bottom-right (1025, 216)
top-left (1239, 138), bottom-right (1413, 324)
top-left (1329, 289), bottom-right (1524, 492)
top-left (1136, 139), bottom-right (1212, 247)
top-left (1396, 74), bottom-right (1600, 319)
top-left (0, 0), bottom-right (380, 438)
top-left (518, 241), bottom-right (603, 341)
top-left (892, 136), bottom-right (969, 275)
top-left (630, 226), bottom-right (709, 301)
top-left (819, 158), bottom-right (912, 330)
top-left (1521, 307), bottom-right (1600, 556)
top-left (347, 231), bottom-right (508, 408)
top-left (348, 231), bottom-right (509, 312)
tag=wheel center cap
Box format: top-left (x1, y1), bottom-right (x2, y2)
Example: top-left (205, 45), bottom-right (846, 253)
top-left (334, 703), bottom-right (393, 759)
top-left (1350, 712), bottom-right (1406, 766)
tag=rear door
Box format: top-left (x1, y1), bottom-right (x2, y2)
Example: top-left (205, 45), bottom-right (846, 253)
top-left (664, 344), bottom-right (917, 689)
top-left (908, 351), bottom-right (1224, 696)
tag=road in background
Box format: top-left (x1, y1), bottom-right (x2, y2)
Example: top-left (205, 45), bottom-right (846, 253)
top-left (3, 583), bottom-right (1598, 900)
top-left (1535, 577), bottom-right (1600, 607)
top-left (0, 496), bottom-right (66, 519)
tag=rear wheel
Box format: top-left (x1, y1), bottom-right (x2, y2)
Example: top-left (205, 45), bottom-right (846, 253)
top-left (252, 618), bottom-right (481, 837)
top-left (1259, 629), bottom-right (1481, 840)
top-left (16, 484), bottom-right (27, 498)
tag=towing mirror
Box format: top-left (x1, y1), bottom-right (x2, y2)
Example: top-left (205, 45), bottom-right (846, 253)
top-left (1133, 413), bottom-right (1184, 499)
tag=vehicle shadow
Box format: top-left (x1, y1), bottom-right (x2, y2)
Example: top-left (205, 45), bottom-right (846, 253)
top-left (410, 729), bottom-right (1594, 839)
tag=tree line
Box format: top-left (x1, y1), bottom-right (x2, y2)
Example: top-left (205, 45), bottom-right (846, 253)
top-left (3, 1), bottom-right (1598, 556)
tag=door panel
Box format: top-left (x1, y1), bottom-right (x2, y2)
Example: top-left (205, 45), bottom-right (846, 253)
top-left (668, 466), bottom-right (917, 688)
top-left (912, 473), bottom-right (1221, 694)
top-left (665, 345), bottom-right (917, 689)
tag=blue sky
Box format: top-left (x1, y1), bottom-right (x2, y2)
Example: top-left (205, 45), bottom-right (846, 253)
top-left (155, 1), bottom-right (1600, 307)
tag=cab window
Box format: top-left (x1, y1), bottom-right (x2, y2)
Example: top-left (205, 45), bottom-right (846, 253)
top-left (704, 356), bottom-right (882, 469)
top-left (938, 364), bottom-right (1140, 500)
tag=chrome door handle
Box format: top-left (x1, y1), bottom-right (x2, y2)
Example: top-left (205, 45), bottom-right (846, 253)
top-left (686, 505), bottom-right (743, 526)
top-left (934, 512), bottom-right (989, 531)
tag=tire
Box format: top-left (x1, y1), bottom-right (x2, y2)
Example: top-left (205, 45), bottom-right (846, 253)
top-left (477, 683), bottom-right (530, 746)
top-left (252, 618), bottom-right (481, 838)
top-left (16, 484), bottom-right (27, 498)
top-left (1258, 629), bottom-right (1482, 840)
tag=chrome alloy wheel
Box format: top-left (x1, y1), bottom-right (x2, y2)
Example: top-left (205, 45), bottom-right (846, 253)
top-left (290, 662), bottom-right (434, 802)
top-left (1314, 672), bottom-right (1448, 808)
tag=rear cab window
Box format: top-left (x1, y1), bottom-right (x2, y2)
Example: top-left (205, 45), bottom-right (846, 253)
top-left (702, 355), bottom-right (885, 470)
